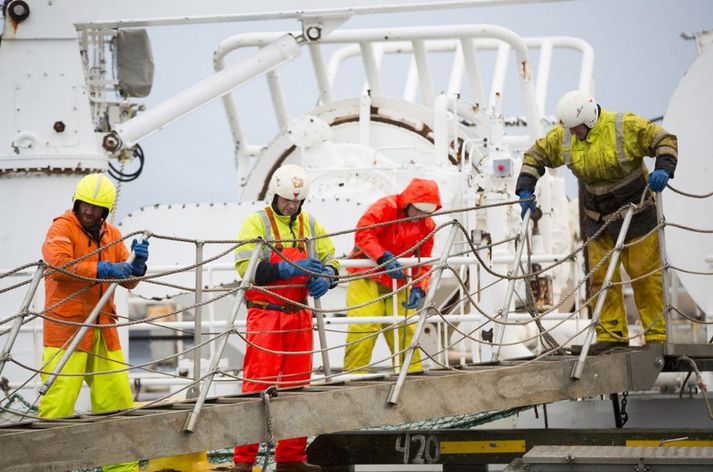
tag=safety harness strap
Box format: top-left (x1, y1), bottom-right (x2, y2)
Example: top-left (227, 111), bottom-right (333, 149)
top-left (246, 299), bottom-right (308, 313)
top-left (259, 207), bottom-right (307, 252)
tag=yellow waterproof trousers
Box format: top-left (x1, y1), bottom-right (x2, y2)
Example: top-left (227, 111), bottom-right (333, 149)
top-left (588, 231), bottom-right (666, 343)
top-left (39, 330), bottom-right (138, 472)
top-left (344, 277), bottom-right (422, 373)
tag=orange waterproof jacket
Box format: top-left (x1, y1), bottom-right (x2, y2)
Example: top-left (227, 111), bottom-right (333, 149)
top-left (42, 210), bottom-right (137, 352)
top-left (348, 178), bottom-right (442, 290)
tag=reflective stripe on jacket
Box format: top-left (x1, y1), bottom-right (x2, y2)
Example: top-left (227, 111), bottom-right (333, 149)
top-left (42, 210), bottom-right (136, 352)
top-left (348, 178), bottom-right (442, 290)
top-left (235, 206), bottom-right (339, 304)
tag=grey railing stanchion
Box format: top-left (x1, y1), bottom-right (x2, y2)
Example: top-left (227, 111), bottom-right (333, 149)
top-left (38, 231), bottom-right (151, 396)
top-left (655, 192), bottom-right (671, 353)
top-left (307, 239), bottom-right (332, 382)
top-left (0, 263), bottom-right (44, 378)
top-left (387, 222), bottom-right (459, 405)
top-left (184, 241), bottom-right (262, 432)
top-left (187, 240), bottom-right (204, 399)
top-left (491, 209), bottom-right (531, 362)
top-left (572, 205), bottom-right (635, 380)
top-left (392, 278), bottom-right (401, 372)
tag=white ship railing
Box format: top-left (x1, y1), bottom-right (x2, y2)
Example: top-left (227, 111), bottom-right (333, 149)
top-left (213, 25), bottom-right (593, 182)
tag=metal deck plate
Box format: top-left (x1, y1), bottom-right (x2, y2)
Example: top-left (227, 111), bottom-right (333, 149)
top-left (523, 445), bottom-right (713, 472)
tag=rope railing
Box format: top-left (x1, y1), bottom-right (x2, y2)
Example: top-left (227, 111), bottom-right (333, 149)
top-left (1, 188), bottom-right (712, 422)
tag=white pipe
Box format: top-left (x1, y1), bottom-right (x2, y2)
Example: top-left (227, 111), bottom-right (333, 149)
top-left (489, 43), bottom-right (510, 110)
top-left (434, 94), bottom-right (450, 165)
top-left (267, 69), bottom-right (289, 131)
top-left (326, 44), bottom-right (361, 86)
top-left (412, 39), bottom-right (435, 107)
top-left (359, 91), bottom-right (372, 146)
top-left (403, 57), bottom-right (419, 102)
top-left (535, 39), bottom-right (553, 118)
top-left (460, 37), bottom-right (485, 107)
top-left (113, 34), bottom-right (302, 149)
top-left (446, 42), bottom-right (465, 97)
top-left (359, 42), bottom-right (383, 95)
top-left (308, 43), bottom-right (334, 104)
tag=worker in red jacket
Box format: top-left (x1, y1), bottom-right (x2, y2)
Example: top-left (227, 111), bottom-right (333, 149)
top-left (344, 178), bottom-right (441, 374)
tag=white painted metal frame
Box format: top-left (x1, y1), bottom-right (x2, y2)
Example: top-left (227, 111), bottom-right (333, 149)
top-left (214, 26), bottom-right (593, 180)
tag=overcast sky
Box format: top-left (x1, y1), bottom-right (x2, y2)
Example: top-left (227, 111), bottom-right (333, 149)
top-left (76, 0), bottom-right (712, 220)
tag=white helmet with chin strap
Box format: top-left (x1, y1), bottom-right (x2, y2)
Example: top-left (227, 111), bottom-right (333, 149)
top-left (556, 90), bottom-right (599, 129)
top-left (268, 164), bottom-right (310, 201)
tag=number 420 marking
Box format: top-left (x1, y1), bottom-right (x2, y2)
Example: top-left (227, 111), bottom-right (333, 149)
top-left (395, 434), bottom-right (440, 464)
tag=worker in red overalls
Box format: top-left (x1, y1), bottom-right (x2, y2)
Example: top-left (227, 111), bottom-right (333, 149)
top-left (232, 164), bottom-right (339, 472)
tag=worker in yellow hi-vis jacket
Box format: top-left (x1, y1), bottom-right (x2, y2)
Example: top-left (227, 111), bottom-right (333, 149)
top-left (515, 90), bottom-right (678, 353)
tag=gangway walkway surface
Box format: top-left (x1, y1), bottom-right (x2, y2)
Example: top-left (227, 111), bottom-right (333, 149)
top-left (0, 347), bottom-right (663, 471)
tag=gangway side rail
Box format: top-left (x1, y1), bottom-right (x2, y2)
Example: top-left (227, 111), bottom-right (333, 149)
top-left (656, 192), bottom-right (672, 352)
top-left (571, 204), bottom-right (635, 380)
top-left (491, 209), bottom-right (531, 361)
top-left (183, 240), bottom-right (262, 432)
top-left (0, 348), bottom-right (663, 472)
top-left (387, 222), bottom-right (459, 405)
top-left (307, 239), bottom-right (332, 380)
top-left (0, 264), bottom-right (44, 378)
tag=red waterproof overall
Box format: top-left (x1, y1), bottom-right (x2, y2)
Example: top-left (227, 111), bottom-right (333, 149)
top-left (234, 210), bottom-right (314, 464)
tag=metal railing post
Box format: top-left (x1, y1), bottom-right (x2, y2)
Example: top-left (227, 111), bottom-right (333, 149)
top-left (0, 263), bottom-right (44, 377)
top-left (392, 278), bottom-right (401, 373)
top-left (39, 232), bottom-right (151, 395)
top-left (655, 192), bottom-right (671, 352)
top-left (184, 241), bottom-right (262, 432)
top-left (387, 223), bottom-right (459, 405)
top-left (572, 205), bottom-right (635, 380)
top-left (491, 210), bottom-right (531, 361)
top-left (307, 240), bottom-right (332, 382)
top-left (187, 241), bottom-right (204, 399)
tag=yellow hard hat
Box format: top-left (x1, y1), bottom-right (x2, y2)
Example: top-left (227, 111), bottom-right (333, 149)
top-left (72, 173), bottom-right (116, 212)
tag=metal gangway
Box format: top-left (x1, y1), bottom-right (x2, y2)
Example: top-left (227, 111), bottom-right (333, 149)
top-left (1, 190), bottom-right (712, 471)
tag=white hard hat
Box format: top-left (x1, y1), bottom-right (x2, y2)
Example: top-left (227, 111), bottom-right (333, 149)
top-left (268, 164), bottom-right (310, 201)
top-left (556, 90), bottom-right (599, 129)
top-left (411, 202), bottom-right (437, 213)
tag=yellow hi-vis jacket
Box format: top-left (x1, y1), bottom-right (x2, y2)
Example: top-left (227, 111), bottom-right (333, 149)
top-left (516, 109), bottom-right (677, 238)
top-left (235, 206), bottom-right (339, 278)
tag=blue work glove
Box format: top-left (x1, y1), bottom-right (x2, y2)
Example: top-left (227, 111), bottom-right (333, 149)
top-left (277, 257), bottom-right (323, 279)
top-left (308, 275), bottom-right (330, 299)
top-left (130, 239), bottom-right (149, 276)
top-left (402, 287), bottom-right (426, 309)
top-left (517, 190), bottom-right (536, 219)
top-left (97, 261), bottom-right (133, 279)
top-left (648, 169), bottom-right (670, 192)
top-left (379, 251), bottom-right (406, 280)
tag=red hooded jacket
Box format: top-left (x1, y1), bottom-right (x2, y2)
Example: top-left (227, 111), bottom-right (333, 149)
top-left (348, 178), bottom-right (442, 290)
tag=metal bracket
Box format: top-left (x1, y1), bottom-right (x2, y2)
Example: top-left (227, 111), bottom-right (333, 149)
top-left (299, 14), bottom-right (349, 43)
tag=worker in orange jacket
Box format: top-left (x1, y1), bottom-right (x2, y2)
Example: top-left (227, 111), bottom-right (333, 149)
top-left (40, 174), bottom-right (148, 472)
top-left (344, 178), bottom-right (442, 374)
